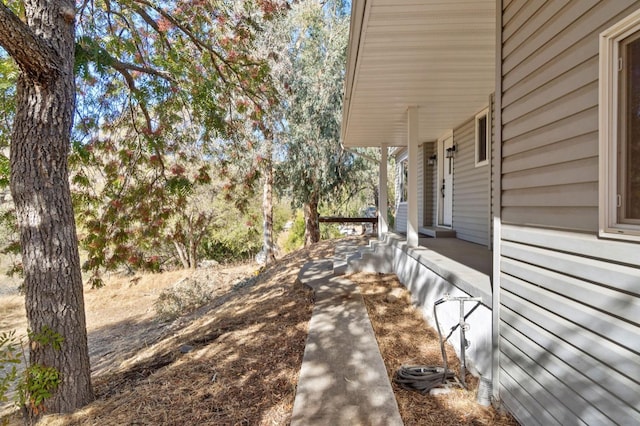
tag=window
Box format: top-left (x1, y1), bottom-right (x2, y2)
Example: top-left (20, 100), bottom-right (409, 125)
top-left (475, 108), bottom-right (489, 167)
top-left (600, 9), bottom-right (640, 240)
top-left (399, 159), bottom-right (408, 202)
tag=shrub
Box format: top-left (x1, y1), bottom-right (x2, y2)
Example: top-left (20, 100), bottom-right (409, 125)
top-left (154, 278), bottom-right (213, 320)
top-left (282, 211), bottom-right (305, 252)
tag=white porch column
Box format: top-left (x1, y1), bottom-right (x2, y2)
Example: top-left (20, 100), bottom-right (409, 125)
top-left (378, 145), bottom-right (388, 237)
top-left (407, 106), bottom-right (419, 247)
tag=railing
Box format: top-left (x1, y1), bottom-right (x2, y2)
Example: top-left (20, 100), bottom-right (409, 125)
top-left (318, 216), bottom-right (378, 234)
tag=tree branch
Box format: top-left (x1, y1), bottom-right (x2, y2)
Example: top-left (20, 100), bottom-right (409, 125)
top-left (0, 3), bottom-right (61, 82)
top-left (111, 58), bottom-right (176, 84)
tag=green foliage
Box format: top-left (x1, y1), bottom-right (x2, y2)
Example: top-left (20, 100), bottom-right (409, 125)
top-left (0, 331), bottom-right (21, 406)
top-left (273, 201), bottom-right (293, 235)
top-left (203, 220), bottom-right (262, 263)
top-left (67, 0), bottom-right (288, 279)
top-left (73, 0), bottom-right (284, 144)
top-left (283, 211), bottom-right (305, 252)
top-left (0, 327), bottom-right (63, 418)
top-left (18, 364), bottom-right (60, 415)
top-left (268, 0), bottom-right (376, 242)
top-left (28, 326), bottom-right (64, 352)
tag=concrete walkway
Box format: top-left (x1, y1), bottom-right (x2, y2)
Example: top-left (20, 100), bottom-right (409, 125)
top-left (290, 245), bottom-right (403, 426)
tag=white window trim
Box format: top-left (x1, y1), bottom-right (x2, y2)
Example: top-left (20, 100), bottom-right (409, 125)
top-left (475, 107), bottom-right (490, 167)
top-left (399, 159), bottom-right (408, 202)
top-left (396, 149), bottom-right (409, 204)
top-left (599, 9), bottom-right (640, 241)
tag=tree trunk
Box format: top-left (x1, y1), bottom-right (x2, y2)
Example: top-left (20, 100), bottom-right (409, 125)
top-left (2, 0), bottom-right (93, 418)
top-left (261, 152), bottom-right (276, 264)
top-left (174, 241), bottom-right (191, 269)
top-left (188, 237), bottom-right (198, 270)
top-left (303, 192), bottom-right (320, 246)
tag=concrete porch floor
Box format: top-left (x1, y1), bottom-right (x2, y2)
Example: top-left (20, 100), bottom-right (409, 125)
top-left (376, 233), bottom-right (492, 307)
top-left (417, 237), bottom-right (492, 278)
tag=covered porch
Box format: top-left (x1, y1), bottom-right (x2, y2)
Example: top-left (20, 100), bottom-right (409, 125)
top-left (342, 0), bottom-right (496, 248)
top-left (340, 0), bottom-right (497, 389)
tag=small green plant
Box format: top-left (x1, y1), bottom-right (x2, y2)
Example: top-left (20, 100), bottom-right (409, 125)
top-left (20, 327), bottom-right (64, 417)
top-left (0, 327), bottom-right (63, 422)
top-left (0, 331), bottom-right (21, 408)
top-left (18, 364), bottom-right (61, 416)
top-left (28, 326), bottom-right (64, 351)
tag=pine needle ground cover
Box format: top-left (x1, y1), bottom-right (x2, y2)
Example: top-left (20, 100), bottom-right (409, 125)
top-left (2, 238), bottom-right (517, 425)
top-left (356, 272), bottom-right (518, 426)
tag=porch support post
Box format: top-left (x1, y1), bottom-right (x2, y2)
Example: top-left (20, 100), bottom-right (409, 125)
top-left (378, 144), bottom-right (389, 237)
top-left (407, 106), bottom-right (419, 247)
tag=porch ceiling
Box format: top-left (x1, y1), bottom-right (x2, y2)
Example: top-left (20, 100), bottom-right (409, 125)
top-left (341, 0), bottom-right (496, 148)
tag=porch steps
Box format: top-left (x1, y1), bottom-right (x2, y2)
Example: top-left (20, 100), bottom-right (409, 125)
top-left (419, 226), bottom-right (456, 238)
top-left (337, 235), bottom-right (396, 275)
top-left (333, 238), bottom-right (386, 276)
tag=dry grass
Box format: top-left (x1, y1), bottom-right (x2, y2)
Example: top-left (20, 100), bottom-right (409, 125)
top-left (2, 238), bottom-right (518, 425)
top-left (355, 272), bottom-right (518, 426)
top-left (1, 240), bottom-right (332, 425)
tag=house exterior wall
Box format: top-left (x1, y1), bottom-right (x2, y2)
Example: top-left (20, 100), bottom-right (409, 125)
top-left (453, 118), bottom-right (491, 246)
top-left (498, 1), bottom-right (640, 424)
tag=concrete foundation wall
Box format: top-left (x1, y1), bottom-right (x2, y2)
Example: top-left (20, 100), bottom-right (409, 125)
top-left (348, 235), bottom-right (493, 380)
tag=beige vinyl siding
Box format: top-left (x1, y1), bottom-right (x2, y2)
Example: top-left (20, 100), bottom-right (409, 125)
top-left (498, 225), bottom-right (640, 425)
top-left (498, 1), bottom-right (640, 424)
top-left (395, 203), bottom-right (407, 233)
top-left (501, 0), bottom-right (640, 231)
top-left (452, 119), bottom-right (490, 246)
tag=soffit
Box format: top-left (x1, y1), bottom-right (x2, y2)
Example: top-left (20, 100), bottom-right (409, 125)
top-left (341, 0), bottom-right (496, 147)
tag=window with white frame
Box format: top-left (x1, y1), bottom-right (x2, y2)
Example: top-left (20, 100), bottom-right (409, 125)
top-left (600, 9), bottom-right (640, 240)
top-left (399, 159), bottom-right (408, 202)
top-left (475, 108), bottom-right (489, 167)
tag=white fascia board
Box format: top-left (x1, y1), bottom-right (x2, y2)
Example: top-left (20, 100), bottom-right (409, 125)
top-left (340, 0), bottom-right (368, 146)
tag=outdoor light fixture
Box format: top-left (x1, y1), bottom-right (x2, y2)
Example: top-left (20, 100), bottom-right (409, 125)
top-left (445, 145), bottom-right (456, 159)
top-left (428, 154), bottom-right (437, 165)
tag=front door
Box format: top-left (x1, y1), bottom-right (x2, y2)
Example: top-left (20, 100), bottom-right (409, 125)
top-left (439, 135), bottom-right (453, 227)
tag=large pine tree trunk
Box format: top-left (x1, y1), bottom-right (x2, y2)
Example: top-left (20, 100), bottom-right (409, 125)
top-left (303, 192), bottom-right (320, 246)
top-left (2, 0), bottom-right (94, 418)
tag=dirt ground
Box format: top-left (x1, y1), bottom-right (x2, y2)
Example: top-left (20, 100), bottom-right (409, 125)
top-left (1, 238), bottom-right (516, 425)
